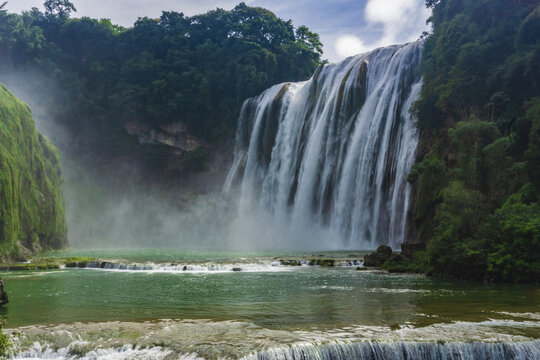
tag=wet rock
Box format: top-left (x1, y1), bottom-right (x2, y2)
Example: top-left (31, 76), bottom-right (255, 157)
top-left (308, 259), bottom-right (335, 266)
top-left (318, 259), bottom-right (335, 267)
top-left (231, 267), bottom-right (242, 272)
top-left (363, 245), bottom-right (393, 267)
top-left (401, 242), bottom-right (426, 259)
top-left (377, 245), bottom-right (392, 258)
top-left (65, 261), bottom-right (89, 268)
top-left (280, 259), bottom-right (302, 266)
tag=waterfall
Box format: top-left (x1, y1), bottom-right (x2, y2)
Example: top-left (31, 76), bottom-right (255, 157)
top-left (225, 42), bottom-right (423, 249)
top-left (243, 340), bottom-right (540, 360)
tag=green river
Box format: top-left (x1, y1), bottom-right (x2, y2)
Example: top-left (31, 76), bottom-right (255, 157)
top-left (1, 250), bottom-right (539, 359)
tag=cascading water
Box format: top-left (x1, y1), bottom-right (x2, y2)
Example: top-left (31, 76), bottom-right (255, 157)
top-left (225, 42), bottom-right (423, 249)
top-left (243, 341), bottom-right (540, 360)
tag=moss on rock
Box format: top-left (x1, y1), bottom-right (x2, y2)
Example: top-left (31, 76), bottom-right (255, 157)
top-left (0, 83), bottom-right (66, 260)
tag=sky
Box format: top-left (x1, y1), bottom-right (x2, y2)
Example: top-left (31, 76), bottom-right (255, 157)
top-left (5, 0), bottom-right (431, 62)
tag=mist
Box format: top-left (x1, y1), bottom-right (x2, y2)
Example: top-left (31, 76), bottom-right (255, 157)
top-left (1, 68), bottom-right (345, 252)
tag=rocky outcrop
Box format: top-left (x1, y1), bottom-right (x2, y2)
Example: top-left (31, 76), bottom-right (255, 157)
top-left (124, 121), bottom-right (202, 155)
top-left (0, 84), bottom-right (67, 260)
top-left (363, 246), bottom-right (393, 267)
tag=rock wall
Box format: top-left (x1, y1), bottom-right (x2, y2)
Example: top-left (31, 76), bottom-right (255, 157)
top-left (0, 83), bottom-right (66, 261)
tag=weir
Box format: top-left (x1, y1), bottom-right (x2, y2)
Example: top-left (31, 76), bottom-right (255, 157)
top-left (226, 42), bottom-right (423, 249)
top-left (244, 340), bottom-right (540, 360)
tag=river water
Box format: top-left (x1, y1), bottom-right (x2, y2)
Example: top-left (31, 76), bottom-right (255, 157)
top-left (0, 250), bottom-right (538, 359)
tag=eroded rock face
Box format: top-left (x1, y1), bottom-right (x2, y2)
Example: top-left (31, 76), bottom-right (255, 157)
top-left (124, 121), bottom-right (201, 154)
top-left (363, 246), bottom-right (393, 267)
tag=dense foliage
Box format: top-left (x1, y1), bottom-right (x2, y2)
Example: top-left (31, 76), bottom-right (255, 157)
top-left (0, 83), bottom-right (67, 260)
top-left (405, 0), bottom-right (540, 282)
top-left (0, 1), bottom-right (322, 167)
top-left (0, 316), bottom-right (10, 357)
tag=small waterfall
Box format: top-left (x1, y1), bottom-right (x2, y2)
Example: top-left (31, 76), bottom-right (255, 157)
top-left (77, 259), bottom-right (362, 272)
top-left (243, 341), bottom-right (540, 360)
top-left (225, 42), bottom-right (423, 249)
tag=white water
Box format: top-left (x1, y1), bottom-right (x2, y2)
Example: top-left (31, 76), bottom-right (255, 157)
top-left (13, 341), bottom-right (540, 360)
top-left (80, 259), bottom-right (362, 273)
top-left (225, 42), bottom-right (423, 249)
top-left (83, 260), bottom-right (285, 273)
top-left (11, 342), bottom-right (175, 360)
top-left (244, 341), bottom-right (540, 360)
top-left (9, 318), bottom-right (540, 359)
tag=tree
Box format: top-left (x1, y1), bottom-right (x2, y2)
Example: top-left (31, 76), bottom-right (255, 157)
top-left (44, 0), bottom-right (76, 18)
top-left (526, 98), bottom-right (540, 193)
top-left (295, 25), bottom-right (323, 55)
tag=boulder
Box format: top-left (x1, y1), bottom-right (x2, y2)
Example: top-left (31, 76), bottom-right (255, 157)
top-left (363, 245), bottom-right (393, 267)
top-left (377, 245), bottom-right (392, 257)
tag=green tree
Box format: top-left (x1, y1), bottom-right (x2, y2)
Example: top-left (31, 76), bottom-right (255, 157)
top-left (295, 25), bottom-right (323, 55)
top-left (0, 3), bottom-right (321, 175)
top-left (44, 0), bottom-right (76, 18)
top-left (525, 98), bottom-right (540, 193)
top-left (406, 0), bottom-right (540, 282)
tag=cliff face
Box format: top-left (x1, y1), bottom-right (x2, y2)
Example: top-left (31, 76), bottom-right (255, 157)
top-left (400, 0), bottom-right (540, 282)
top-left (0, 84), bottom-right (66, 261)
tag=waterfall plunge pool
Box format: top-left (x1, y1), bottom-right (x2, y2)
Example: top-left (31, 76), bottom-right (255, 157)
top-left (1, 249), bottom-right (538, 359)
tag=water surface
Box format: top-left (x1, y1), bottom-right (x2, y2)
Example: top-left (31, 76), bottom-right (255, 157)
top-left (2, 250), bottom-right (539, 358)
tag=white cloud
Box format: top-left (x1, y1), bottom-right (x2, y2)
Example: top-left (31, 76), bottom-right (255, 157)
top-left (364, 0), bottom-right (430, 46)
top-left (335, 35), bottom-right (369, 58)
top-left (328, 0), bottom-right (430, 62)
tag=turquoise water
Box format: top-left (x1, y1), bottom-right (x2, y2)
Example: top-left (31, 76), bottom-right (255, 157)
top-left (2, 250), bottom-right (539, 358)
top-left (2, 250), bottom-right (539, 329)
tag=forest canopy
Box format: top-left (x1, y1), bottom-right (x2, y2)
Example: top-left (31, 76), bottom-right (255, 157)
top-left (0, 1), bottom-right (322, 151)
top-left (402, 0), bottom-right (540, 283)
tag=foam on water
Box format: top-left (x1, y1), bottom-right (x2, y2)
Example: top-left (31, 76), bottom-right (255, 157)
top-left (8, 318), bottom-right (539, 359)
top-left (11, 341), bottom-right (177, 360)
top-left (77, 258), bottom-right (363, 273)
top-left (242, 340), bottom-right (540, 360)
top-left (82, 260), bottom-right (289, 273)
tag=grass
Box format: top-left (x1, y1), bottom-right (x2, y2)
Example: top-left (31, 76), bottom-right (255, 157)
top-left (0, 257), bottom-right (95, 270)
